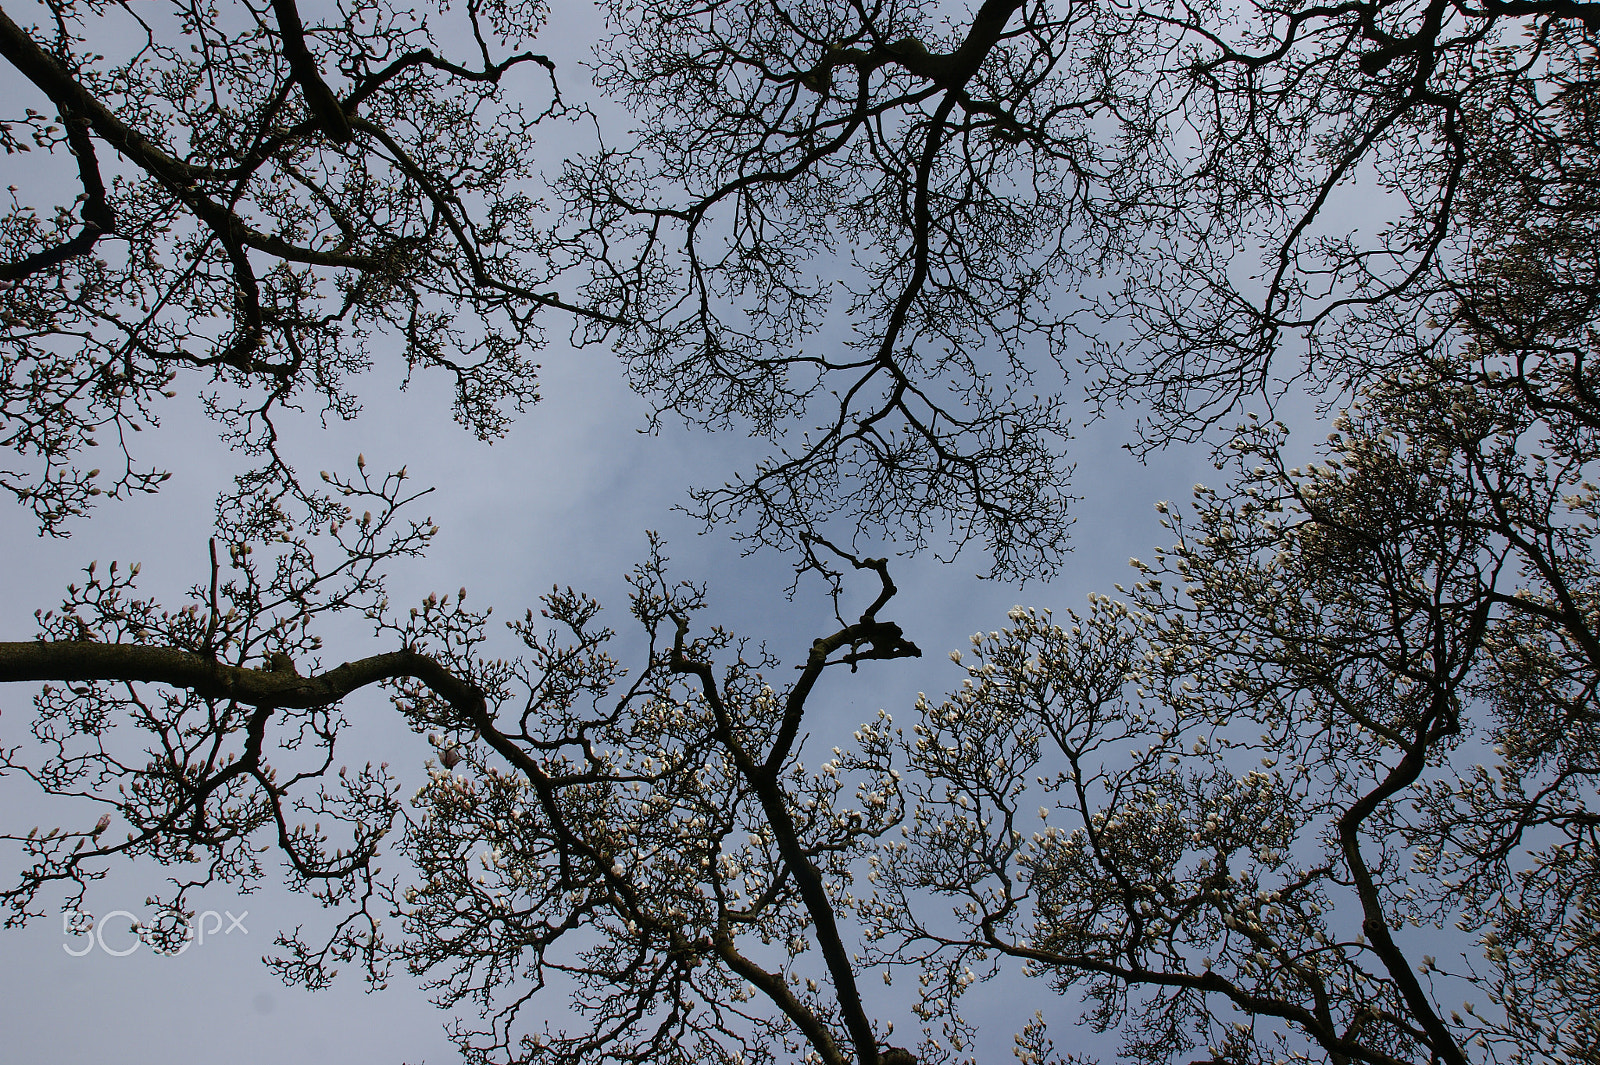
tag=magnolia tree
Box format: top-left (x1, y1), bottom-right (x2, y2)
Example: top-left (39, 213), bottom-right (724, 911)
top-left (0, 490), bottom-right (936, 1064)
top-left (873, 355), bottom-right (1600, 1065)
top-left (0, 0), bottom-right (597, 532)
top-left (556, 0), bottom-right (1600, 573)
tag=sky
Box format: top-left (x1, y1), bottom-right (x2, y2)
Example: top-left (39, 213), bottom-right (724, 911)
top-left (0, 2), bottom-right (1244, 1061)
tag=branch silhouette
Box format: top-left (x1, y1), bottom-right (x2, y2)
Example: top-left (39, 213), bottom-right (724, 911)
top-left (0, 641), bottom-right (484, 714)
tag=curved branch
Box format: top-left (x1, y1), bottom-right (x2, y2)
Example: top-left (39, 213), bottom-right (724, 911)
top-left (0, 640), bottom-right (485, 714)
top-left (0, 108), bottom-right (114, 281)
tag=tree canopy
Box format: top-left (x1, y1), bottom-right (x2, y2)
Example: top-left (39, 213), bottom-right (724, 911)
top-left (2, 1), bottom-right (1599, 1064)
top-left (1, 0), bottom-right (583, 531)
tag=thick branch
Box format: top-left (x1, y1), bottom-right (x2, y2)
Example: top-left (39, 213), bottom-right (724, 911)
top-left (809, 0), bottom-right (1024, 89)
top-left (0, 8), bottom-right (192, 186)
top-left (711, 927), bottom-right (849, 1065)
top-left (1334, 693), bottom-right (1470, 1065)
top-left (270, 0), bottom-right (353, 143)
top-left (669, 601), bottom-right (919, 1065)
top-left (0, 640), bottom-right (485, 714)
top-left (0, 9), bottom-right (383, 272)
top-left (0, 109), bottom-right (114, 281)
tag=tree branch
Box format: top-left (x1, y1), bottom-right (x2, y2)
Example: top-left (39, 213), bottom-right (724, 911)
top-left (0, 640), bottom-right (485, 714)
top-left (270, 0), bottom-right (352, 143)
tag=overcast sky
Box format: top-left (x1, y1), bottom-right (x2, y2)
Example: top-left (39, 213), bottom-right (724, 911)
top-left (0, 2), bottom-right (1245, 1060)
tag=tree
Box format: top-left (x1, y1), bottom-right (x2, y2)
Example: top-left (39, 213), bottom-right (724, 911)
top-left (851, 36), bottom-right (1600, 1050)
top-left (558, 0), bottom-right (1600, 574)
top-left (1088, 0), bottom-right (1600, 452)
top-left (560, 0), bottom-right (1155, 577)
top-left (0, 490), bottom-right (940, 1064)
top-left (866, 317), bottom-right (1600, 1061)
top-left (0, 0), bottom-right (593, 532)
